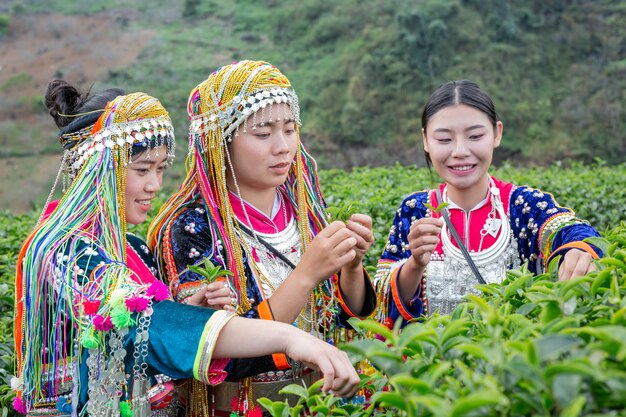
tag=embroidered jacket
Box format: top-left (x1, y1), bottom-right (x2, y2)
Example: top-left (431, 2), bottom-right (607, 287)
top-left (160, 190), bottom-right (377, 380)
top-left (374, 177), bottom-right (601, 327)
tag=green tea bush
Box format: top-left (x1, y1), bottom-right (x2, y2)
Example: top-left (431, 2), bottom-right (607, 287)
top-left (259, 223), bottom-right (626, 416)
top-left (0, 210), bottom-right (37, 417)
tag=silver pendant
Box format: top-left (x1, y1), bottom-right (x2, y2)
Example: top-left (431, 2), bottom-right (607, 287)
top-left (486, 218), bottom-right (502, 237)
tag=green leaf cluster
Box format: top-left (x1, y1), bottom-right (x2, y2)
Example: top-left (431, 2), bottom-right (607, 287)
top-left (259, 223), bottom-right (626, 416)
top-left (327, 202), bottom-right (359, 223)
top-left (186, 257), bottom-right (233, 284)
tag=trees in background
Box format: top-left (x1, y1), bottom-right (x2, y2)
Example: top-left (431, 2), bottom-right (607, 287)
top-left (5, 0), bottom-right (625, 168)
top-left (228, 0), bottom-right (625, 167)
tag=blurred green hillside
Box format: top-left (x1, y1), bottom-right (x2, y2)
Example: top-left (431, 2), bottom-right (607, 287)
top-left (0, 0), bottom-right (625, 211)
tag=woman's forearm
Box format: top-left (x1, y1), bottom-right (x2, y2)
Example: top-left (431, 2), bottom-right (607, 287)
top-left (338, 265), bottom-right (366, 314)
top-left (212, 316), bottom-right (293, 358)
top-left (264, 270), bottom-right (316, 324)
top-left (397, 257), bottom-right (425, 305)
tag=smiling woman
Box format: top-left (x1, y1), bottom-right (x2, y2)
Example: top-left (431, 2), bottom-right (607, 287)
top-left (423, 104), bottom-right (503, 210)
top-left (13, 82), bottom-right (193, 417)
top-left (125, 146), bottom-right (168, 224)
top-left (374, 80), bottom-right (603, 327)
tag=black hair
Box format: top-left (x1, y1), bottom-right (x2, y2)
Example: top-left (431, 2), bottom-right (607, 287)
top-left (45, 80), bottom-right (171, 160)
top-left (421, 80), bottom-right (498, 170)
top-left (44, 79), bottom-right (125, 149)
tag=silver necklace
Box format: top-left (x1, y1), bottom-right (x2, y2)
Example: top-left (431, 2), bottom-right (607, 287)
top-left (426, 180), bottom-right (520, 315)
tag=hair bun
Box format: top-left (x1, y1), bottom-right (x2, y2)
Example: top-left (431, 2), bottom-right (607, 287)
top-left (44, 80), bottom-right (85, 129)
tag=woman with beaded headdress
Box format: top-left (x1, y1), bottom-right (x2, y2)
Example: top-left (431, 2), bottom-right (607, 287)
top-left (13, 80), bottom-right (359, 417)
top-left (148, 60), bottom-right (377, 415)
top-left (374, 80), bottom-right (602, 328)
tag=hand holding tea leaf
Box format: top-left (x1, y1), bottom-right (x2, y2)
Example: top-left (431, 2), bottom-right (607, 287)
top-left (405, 216), bottom-right (444, 271)
top-left (326, 202), bottom-right (373, 271)
top-left (186, 258), bottom-right (236, 310)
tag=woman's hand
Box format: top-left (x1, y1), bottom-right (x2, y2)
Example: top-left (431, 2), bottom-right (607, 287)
top-left (265, 222), bottom-right (358, 323)
top-left (396, 217), bottom-right (443, 304)
top-left (214, 317), bottom-right (360, 398)
top-left (558, 249), bottom-right (597, 281)
top-left (343, 213), bottom-right (375, 270)
top-left (407, 217), bottom-right (443, 268)
top-left (296, 221), bottom-right (358, 288)
top-left (284, 331), bottom-right (360, 398)
top-left (184, 281), bottom-right (236, 311)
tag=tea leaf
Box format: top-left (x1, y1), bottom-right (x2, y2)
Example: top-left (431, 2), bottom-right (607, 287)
top-left (186, 264), bottom-right (211, 280)
top-left (257, 397), bottom-right (295, 417)
top-left (326, 202), bottom-right (359, 223)
top-left (423, 201), bottom-right (450, 214)
top-left (516, 303), bottom-right (538, 315)
top-left (503, 273), bottom-right (532, 299)
top-left (590, 268), bottom-right (612, 295)
top-left (599, 257), bottom-right (626, 269)
top-left (560, 395), bottom-right (586, 417)
top-left (279, 384), bottom-right (308, 399)
top-left (526, 341), bottom-right (539, 366)
top-left (349, 319), bottom-right (395, 343)
top-left (539, 300), bottom-right (561, 324)
top-left (310, 405), bottom-right (330, 414)
top-left (450, 391), bottom-right (508, 416)
top-left (307, 379), bottom-right (324, 395)
top-left (389, 374), bottom-right (430, 394)
top-left (544, 360), bottom-right (600, 379)
top-left (535, 334), bottom-right (583, 361)
top-left (187, 257), bottom-right (233, 283)
top-left (411, 394), bottom-right (448, 413)
top-left (441, 319), bottom-right (471, 345)
top-left (370, 392), bottom-right (408, 411)
top-left (584, 236), bottom-right (610, 255)
top-left (289, 406), bottom-right (304, 417)
top-left (456, 343), bottom-right (489, 361)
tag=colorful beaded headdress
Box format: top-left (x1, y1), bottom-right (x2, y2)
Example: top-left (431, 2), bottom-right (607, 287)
top-left (57, 97), bottom-right (175, 182)
top-left (14, 93), bottom-right (175, 416)
top-left (149, 60), bottom-right (329, 315)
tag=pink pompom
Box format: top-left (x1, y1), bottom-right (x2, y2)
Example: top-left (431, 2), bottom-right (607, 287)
top-left (125, 296), bottom-right (150, 312)
top-left (83, 299), bottom-right (101, 315)
top-left (247, 406), bottom-right (263, 417)
top-left (231, 396), bottom-right (246, 413)
top-left (147, 281), bottom-right (170, 302)
top-left (13, 396), bottom-right (27, 414)
top-left (93, 315), bottom-right (113, 331)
